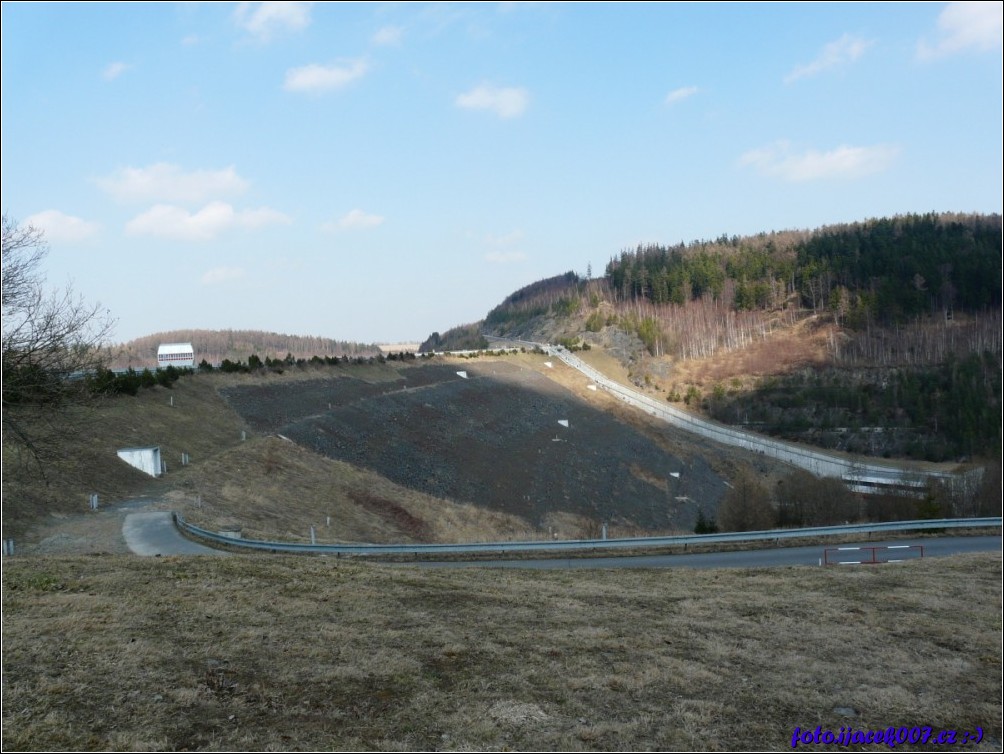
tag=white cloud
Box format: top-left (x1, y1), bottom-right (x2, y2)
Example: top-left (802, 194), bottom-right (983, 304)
top-left (739, 141), bottom-right (901, 182)
top-left (125, 202), bottom-right (290, 241)
top-left (283, 60), bottom-right (368, 93)
top-left (23, 210), bottom-right (100, 243)
top-left (482, 229), bottom-right (525, 263)
top-left (917, 1), bottom-right (1003, 60)
top-left (201, 266), bottom-right (246, 285)
top-left (484, 251), bottom-right (527, 264)
top-left (98, 163), bottom-right (249, 204)
top-left (181, 34), bottom-right (202, 47)
top-left (784, 33), bottom-right (873, 83)
top-left (456, 84), bottom-right (529, 118)
top-left (324, 209), bottom-right (385, 231)
top-left (664, 86), bottom-right (699, 105)
top-left (233, 1), bottom-right (312, 41)
top-left (102, 61), bottom-right (132, 81)
top-left (486, 229), bottom-right (524, 247)
top-left (372, 25), bottom-right (403, 46)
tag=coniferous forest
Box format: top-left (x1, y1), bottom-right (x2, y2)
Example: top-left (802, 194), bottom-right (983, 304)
top-left (447, 213), bottom-right (1002, 462)
top-left (604, 212), bottom-right (1000, 323)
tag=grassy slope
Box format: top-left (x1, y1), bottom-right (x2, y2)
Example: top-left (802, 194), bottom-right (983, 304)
top-left (3, 361), bottom-right (549, 547)
top-left (1, 372), bottom-right (247, 539)
top-left (3, 553), bottom-right (1000, 751)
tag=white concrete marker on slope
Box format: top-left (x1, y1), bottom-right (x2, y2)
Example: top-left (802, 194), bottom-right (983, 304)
top-left (456, 371), bottom-right (468, 379)
top-left (558, 420), bottom-right (569, 428)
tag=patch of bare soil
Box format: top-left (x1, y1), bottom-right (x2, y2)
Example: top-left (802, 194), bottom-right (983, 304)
top-left (346, 489), bottom-right (431, 540)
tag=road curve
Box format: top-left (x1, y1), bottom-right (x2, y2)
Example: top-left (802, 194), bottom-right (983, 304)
top-left (411, 535), bottom-right (1002, 570)
top-left (123, 512), bottom-right (227, 556)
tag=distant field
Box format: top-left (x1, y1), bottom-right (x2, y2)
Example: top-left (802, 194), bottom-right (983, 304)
top-left (3, 553), bottom-right (999, 751)
top-left (378, 343), bottom-right (421, 353)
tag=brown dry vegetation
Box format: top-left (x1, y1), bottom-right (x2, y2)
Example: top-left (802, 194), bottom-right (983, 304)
top-left (176, 435), bottom-right (541, 545)
top-left (667, 314), bottom-right (835, 391)
top-left (3, 553), bottom-right (1000, 751)
top-left (2, 372), bottom-right (248, 540)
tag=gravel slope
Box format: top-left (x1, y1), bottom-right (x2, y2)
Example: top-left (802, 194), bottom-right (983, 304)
top-left (221, 362), bottom-right (726, 531)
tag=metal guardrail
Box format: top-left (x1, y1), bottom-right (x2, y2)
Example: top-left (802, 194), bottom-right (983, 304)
top-left (174, 513), bottom-right (1001, 556)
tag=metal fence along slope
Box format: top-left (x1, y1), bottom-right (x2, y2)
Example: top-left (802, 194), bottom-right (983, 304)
top-left (493, 337), bottom-right (979, 496)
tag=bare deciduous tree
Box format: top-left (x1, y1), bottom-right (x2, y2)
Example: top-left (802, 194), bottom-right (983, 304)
top-left (2, 213), bottom-right (116, 466)
top-left (777, 469), bottom-right (860, 526)
top-left (716, 466), bottom-right (775, 532)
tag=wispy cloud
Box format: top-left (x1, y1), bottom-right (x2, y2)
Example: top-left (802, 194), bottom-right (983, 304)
top-left (98, 163), bottom-right (249, 204)
top-left (456, 84), bottom-right (529, 118)
top-left (233, 1), bottom-right (312, 41)
top-left (917, 1), bottom-right (1003, 60)
top-left (102, 61), bottom-right (132, 81)
top-left (23, 210), bottom-right (100, 243)
top-left (372, 25), bottom-right (403, 46)
top-left (323, 209), bottom-right (385, 232)
top-left (482, 229), bottom-right (526, 263)
top-left (664, 85), bottom-right (699, 105)
top-left (126, 202), bottom-right (290, 241)
top-left (739, 141), bottom-right (900, 182)
top-left (283, 60), bottom-right (368, 93)
top-left (484, 250), bottom-right (527, 264)
top-left (785, 33), bottom-right (873, 83)
top-left (201, 266), bottom-right (246, 285)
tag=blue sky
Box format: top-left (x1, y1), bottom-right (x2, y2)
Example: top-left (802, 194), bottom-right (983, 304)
top-left (2, 2), bottom-right (1001, 346)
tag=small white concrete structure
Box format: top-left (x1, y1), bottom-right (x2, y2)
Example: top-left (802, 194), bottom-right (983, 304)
top-left (558, 419), bottom-right (569, 428)
top-left (117, 446), bottom-right (163, 478)
top-left (157, 342), bottom-right (195, 369)
top-left (456, 371), bottom-right (468, 379)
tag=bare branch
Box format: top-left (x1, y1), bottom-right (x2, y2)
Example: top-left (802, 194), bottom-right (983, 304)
top-left (2, 212), bottom-right (117, 466)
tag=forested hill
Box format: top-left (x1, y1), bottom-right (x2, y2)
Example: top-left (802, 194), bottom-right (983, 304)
top-left (606, 212), bottom-right (1001, 324)
top-left (112, 330), bottom-right (380, 369)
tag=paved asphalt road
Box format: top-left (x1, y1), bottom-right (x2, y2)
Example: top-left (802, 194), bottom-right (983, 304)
top-left (123, 512), bottom-right (226, 556)
top-left (126, 512), bottom-right (999, 569)
top-left (413, 535), bottom-right (1002, 569)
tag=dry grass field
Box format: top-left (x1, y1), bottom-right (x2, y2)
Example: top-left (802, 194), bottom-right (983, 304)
top-left (2, 552), bottom-right (1000, 751)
